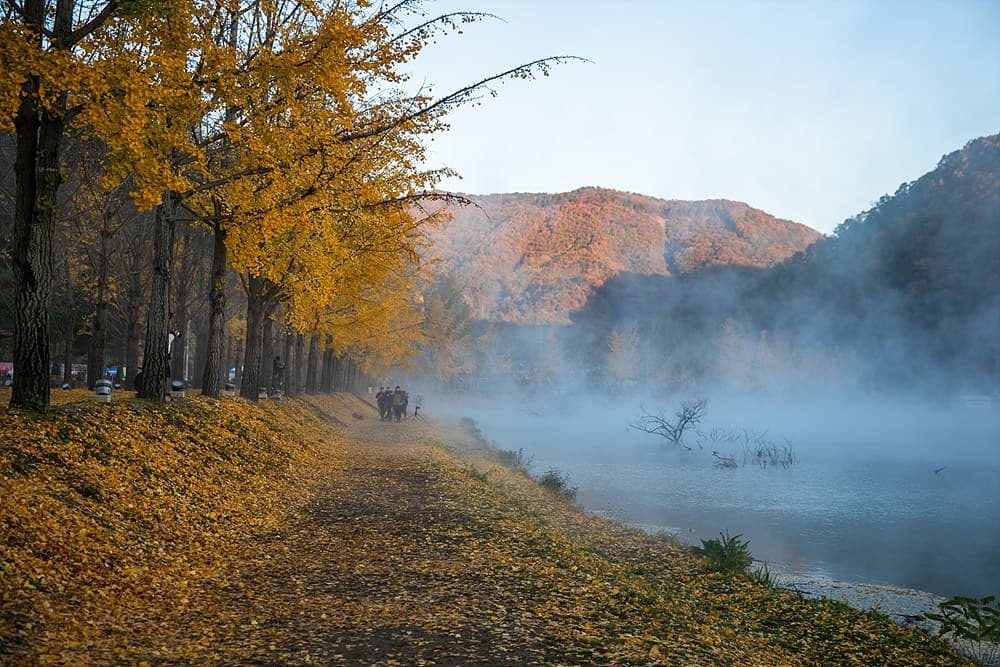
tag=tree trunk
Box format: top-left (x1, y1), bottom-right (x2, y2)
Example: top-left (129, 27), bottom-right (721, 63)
top-left (282, 331), bottom-right (293, 394)
top-left (61, 340), bottom-right (72, 386)
top-left (171, 226), bottom-right (191, 382)
top-left (355, 363), bottom-right (365, 394)
top-left (225, 335), bottom-right (233, 382)
top-left (138, 193), bottom-right (176, 400)
top-left (61, 253), bottom-right (75, 386)
top-left (336, 355), bottom-right (347, 391)
top-left (192, 314), bottom-right (209, 389)
top-left (305, 333), bottom-right (320, 394)
top-left (233, 338), bottom-right (243, 387)
top-left (124, 316), bottom-right (139, 389)
top-left (294, 334), bottom-right (305, 395)
top-left (87, 220), bottom-right (111, 390)
top-left (10, 77), bottom-right (63, 409)
top-left (286, 334), bottom-right (302, 397)
top-left (320, 336), bottom-right (334, 393)
top-left (121, 247), bottom-right (145, 390)
top-left (239, 274), bottom-right (267, 400)
top-left (261, 316), bottom-right (274, 393)
top-left (201, 221), bottom-right (227, 397)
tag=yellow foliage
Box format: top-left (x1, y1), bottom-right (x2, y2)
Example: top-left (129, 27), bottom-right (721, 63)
top-left (2, 0), bottom-right (462, 376)
top-left (0, 390), bottom-right (335, 664)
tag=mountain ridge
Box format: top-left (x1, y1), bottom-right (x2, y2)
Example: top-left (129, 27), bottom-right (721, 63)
top-left (425, 186), bottom-right (822, 324)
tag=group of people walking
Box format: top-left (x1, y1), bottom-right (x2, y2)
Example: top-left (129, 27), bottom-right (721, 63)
top-left (376, 385), bottom-right (408, 422)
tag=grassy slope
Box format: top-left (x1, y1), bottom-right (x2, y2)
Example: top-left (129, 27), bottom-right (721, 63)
top-left (0, 389), bottom-right (972, 666)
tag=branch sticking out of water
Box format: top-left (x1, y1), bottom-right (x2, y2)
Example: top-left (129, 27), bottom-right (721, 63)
top-left (631, 399), bottom-right (707, 448)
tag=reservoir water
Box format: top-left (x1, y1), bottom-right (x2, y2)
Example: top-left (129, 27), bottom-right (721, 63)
top-left (447, 394), bottom-right (1000, 599)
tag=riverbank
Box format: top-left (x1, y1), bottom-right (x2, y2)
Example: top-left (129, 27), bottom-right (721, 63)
top-left (615, 519), bottom-right (953, 626)
top-left (0, 390), bottom-right (974, 665)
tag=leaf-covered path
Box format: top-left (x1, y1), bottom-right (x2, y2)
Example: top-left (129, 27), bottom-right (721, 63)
top-left (0, 391), bottom-right (973, 665)
top-left (204, 408), bottom-right (571, 666)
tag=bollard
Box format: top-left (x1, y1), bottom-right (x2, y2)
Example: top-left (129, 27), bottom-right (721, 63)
top-left (257, 388), bottom-right (269, 400)
top-left (223, 382), bottom-right (235, 397)
top-left (170, 380), bottom-right (186, 401)
top-left (91, 379), bottom-right (113, 403)
top-left (271, 389), bottom-right (283, 400)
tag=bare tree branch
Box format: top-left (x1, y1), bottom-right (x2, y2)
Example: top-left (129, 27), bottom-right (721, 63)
top-left (631, 399), bottom-right (708, 448)
top-left (64, 0), bottom-right (119, 47)
top-left (387, 11), bottom-right (501, 46)
top-left (339, 56), bottom-right (589, 144)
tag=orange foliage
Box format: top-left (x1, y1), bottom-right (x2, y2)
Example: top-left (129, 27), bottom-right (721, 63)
top-left (425, 187), bottom-right (820, 324)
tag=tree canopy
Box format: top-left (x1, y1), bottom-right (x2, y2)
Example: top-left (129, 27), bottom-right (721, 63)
top-left (0, 0), bottom-right (578, 407)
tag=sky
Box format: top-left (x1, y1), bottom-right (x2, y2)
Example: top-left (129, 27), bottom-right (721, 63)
top-left (408, 0), bottom-right (1000, 234)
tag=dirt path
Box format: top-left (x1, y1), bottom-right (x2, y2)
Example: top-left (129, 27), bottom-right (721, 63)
top-left (175, 399), bottom-right (580, 665)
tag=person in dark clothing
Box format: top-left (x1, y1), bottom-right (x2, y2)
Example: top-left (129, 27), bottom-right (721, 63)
top-left (391, 386), bottom-right (404, 422)
top-left (376, 386), bottom-right (388, 420)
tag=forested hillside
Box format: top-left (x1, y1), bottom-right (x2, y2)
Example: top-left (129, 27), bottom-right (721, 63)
top-left (424, 188), bottom-right (821, 324)
top-left (566, 134), bottom-right (1000, 392)
top-left (751, 133), bottom-right (1000, 386)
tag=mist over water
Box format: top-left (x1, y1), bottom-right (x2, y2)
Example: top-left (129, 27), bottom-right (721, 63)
top-left (427, 389), bottom-right (1000, 598)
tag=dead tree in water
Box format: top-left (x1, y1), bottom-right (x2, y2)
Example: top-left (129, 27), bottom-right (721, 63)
top-left (712, 451), bottom-right (738, 468)
top-left (631, 399), bottom-right (708, 449)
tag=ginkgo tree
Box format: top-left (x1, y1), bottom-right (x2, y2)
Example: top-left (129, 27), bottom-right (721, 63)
top-left (287, 254), bottom-right (432, 396)
top-left (2, 0), bottom-right (218, 405)
top-left (0, 0), bottom-right (166, 409)
top-left (227, 184), bottom-right (440, 400)
top-left (2, 0), bottom-right (579, 408)
top-left (189, 0), bottom-right (578, 400)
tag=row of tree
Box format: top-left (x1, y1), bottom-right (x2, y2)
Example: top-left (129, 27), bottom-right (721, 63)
top-left (1, 0), bottom-right (573, 409)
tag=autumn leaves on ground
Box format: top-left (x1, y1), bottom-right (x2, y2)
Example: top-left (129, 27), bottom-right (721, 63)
top-left (0, 392), bottom-right (970, 666)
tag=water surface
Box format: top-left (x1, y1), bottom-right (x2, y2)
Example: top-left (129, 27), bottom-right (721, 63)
top-left (450, 395), bottom-right (1000, 598)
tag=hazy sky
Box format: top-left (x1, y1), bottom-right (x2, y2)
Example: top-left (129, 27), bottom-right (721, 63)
top-left (410, 0), bottom-right (1000, 234)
